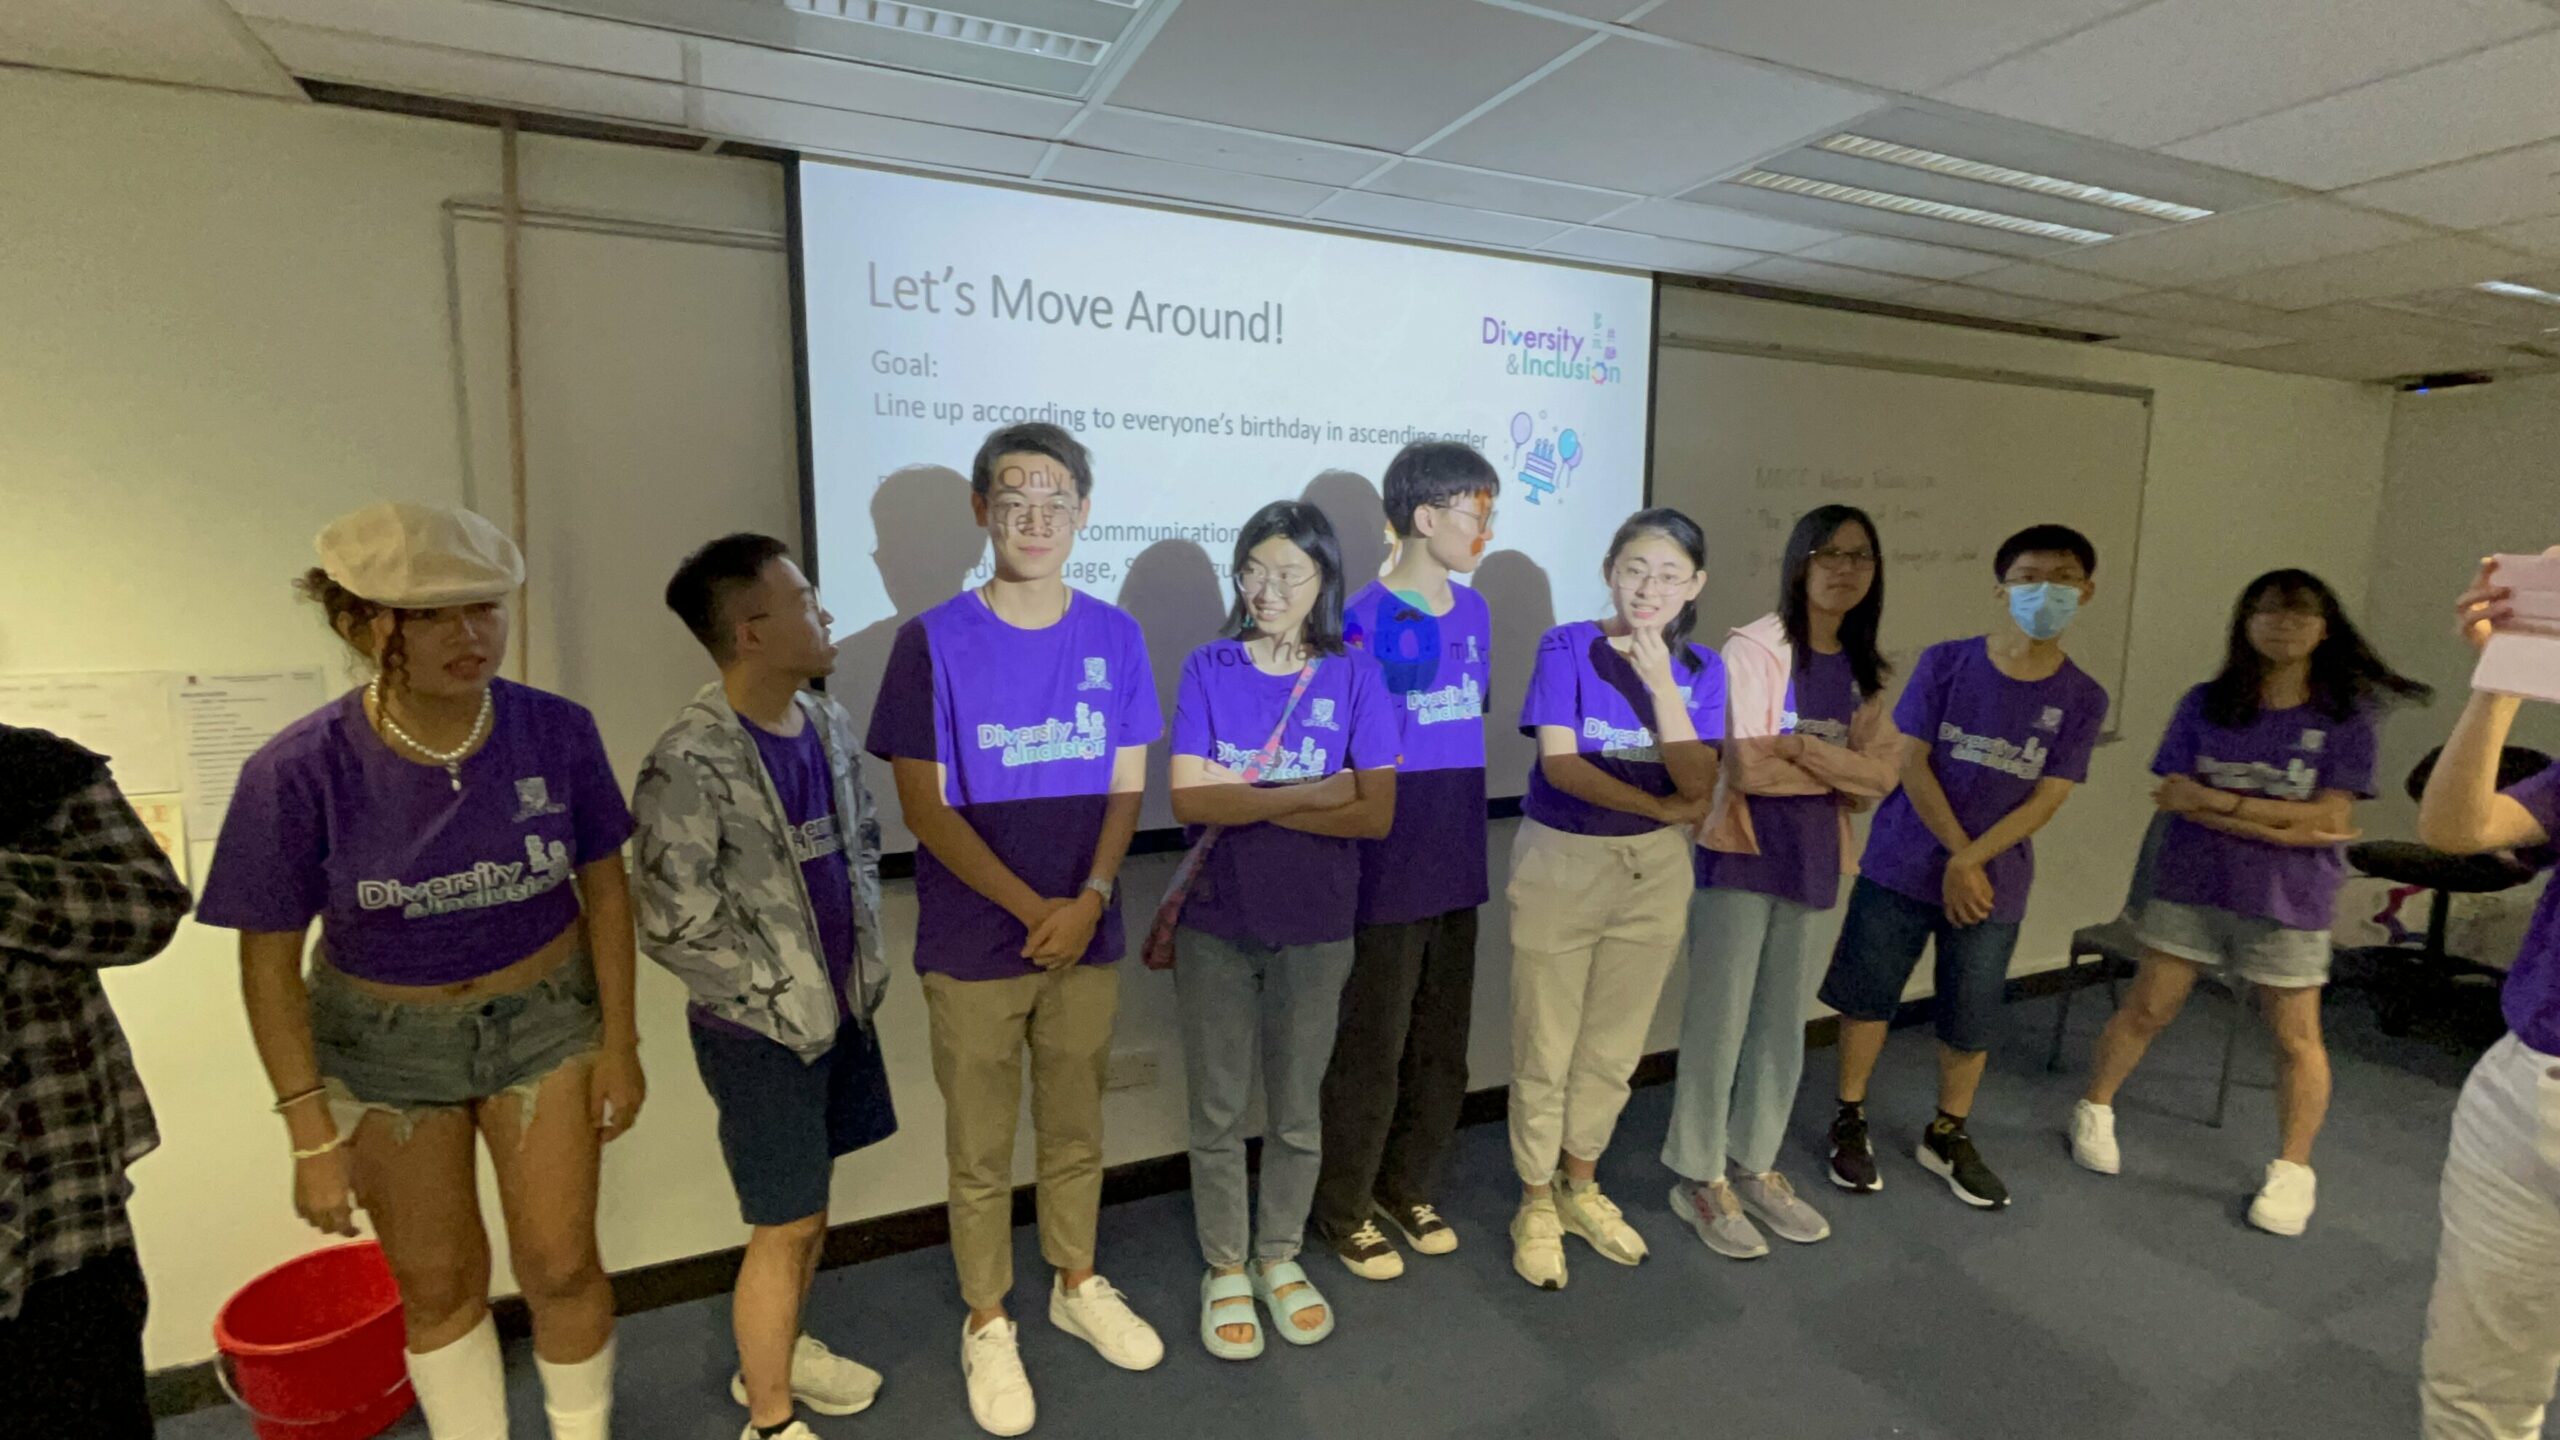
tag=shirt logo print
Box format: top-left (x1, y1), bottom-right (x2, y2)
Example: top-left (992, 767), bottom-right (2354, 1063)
top-left (512, 776), bottom-right (568, 822)
top-left (1077, 657), bottom-right (1112, 692)
top-left (1306, 698), bottom-right (1339, 731)
top-left (2037, 706), bottom-right (2065, 733)
top-left (2301, 729), bottom-right (2326, 753)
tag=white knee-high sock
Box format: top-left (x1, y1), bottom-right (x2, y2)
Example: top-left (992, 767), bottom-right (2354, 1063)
top-left (536, 1334), bottom-right (615, 1440)
top-left (408, 1314), bottom-right (510, 1440)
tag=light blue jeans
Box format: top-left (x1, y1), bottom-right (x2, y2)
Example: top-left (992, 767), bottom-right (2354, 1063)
top-left (1175, 927), bottom-right (1357, 1267)
top-left (1663, 887), bottom-right (1819, 1180)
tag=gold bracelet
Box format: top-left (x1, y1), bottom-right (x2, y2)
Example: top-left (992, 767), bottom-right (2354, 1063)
top-left (292, 1135), bottom-right (344, 1161)
top-left (272, 1086), bottom-right (328, 1114)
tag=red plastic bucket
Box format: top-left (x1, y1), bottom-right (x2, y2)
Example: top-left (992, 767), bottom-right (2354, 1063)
top-left (213, 1241), bottom-right (416, 1440)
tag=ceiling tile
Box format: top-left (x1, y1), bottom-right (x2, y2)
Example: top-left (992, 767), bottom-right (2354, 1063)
top-left (1043, 147), bottom-right (1334, 217)
top-left (2368, 287), bottom-right (2560, 338)
top-left (1361, 159), bottom-right (1634, 224)
top-left (1635, 0), bottom-right (2144, 93)
top-left (2052, 201), bottom-right (2429, 285)
top-left (2097, 335), bottom-right (2258, 362)
top-left (2224, 332), bottom-right (2521, 380)
top-left (691, 38), bottom-right (1078, 138)
top-left (1730, 256), bottom-right (1929, 300)
top-left (699, 92), bottom-right (1047, 174)
top-left (2031, 305), bottom-right (2176, 337)
top-left (2338, 139), bottom-right (2560, 230)
top-left (1305, 190), bottom-right (1574, 249)
top-left (2486, 214), bottom-right (2560, 256)
top-left (1793, 234), bottom-right (2008, 279)
top-left (2168, 31), bottom-right (2560, 189)
top-left (1075, 108), bottom-right (1385, 186)
top-left (1103, 0), bottom-right (1585, 151)
top-left (1929, 0), bottom-right (2553, 149)
top-left (256, 23), bottom-right (685, 123)
top-left (2102, 290), bottom-right (2302, 331)
top-left (2197, 235), bottom-right (2539, 310)
top-left (1898, 284), bottom-right (2067, 321)
top-left (1528, 0), bottom-right (1652, 19)
top-left (1424, 36), bottom-right (1883, 195)
top-left (3, 0), bottom-right (298, 96)
top-left (1604, 199), bottom-right (1839, 252)
top-left (1961, 263), bottom-right (2147, 304)
top-left (235, 0), bottom-right (681, 79)
top-left (1537, 229), bottom-right (1762, 276)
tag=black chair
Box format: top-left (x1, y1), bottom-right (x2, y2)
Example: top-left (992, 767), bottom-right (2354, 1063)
top-left (2346, 744), bottom-right (2552, 1036)
top-left (2047, 810), bottom-right (2252, 1127)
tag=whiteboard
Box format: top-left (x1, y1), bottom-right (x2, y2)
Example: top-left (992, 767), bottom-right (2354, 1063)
top-left (1650, 342), bottom-right (2149, 731)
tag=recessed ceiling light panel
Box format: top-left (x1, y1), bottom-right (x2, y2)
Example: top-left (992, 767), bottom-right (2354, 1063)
top-left (1732, 171), bottom-right (2114, 245)
top-left (1817, 134), bottom-right (2212, 223)
top-left (783, 0), bottom-right (1110, 64)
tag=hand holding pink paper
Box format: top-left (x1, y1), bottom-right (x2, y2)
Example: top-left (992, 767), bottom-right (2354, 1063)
top-left (2470, 548), bottom-right (2560, 702)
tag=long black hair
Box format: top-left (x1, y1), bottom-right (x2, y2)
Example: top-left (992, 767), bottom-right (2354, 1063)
top-left (2202, 568), bottom-right (2432, 727)
top-left (1222, 500), bottom-right (1348, 656)
top-left (1606, 507), bottom-right (1708, 673)
top-left (1779, 504), bottom-right (1890, 700)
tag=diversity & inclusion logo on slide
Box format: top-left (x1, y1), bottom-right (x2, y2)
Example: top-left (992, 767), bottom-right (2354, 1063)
top-left (1481, 310), bottom-right (1622, 386)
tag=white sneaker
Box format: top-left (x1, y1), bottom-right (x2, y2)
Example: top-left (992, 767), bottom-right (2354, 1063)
top-left (729, 1334), bottom-right (882, 1418)
top-left (960, 1317), bottom-right (1035, 1437)
top-left (1510, 1195), bottom-right (1569, 1291)
top-left (737, 1424), bottom-right (819, 1440)
top-left (1047, 1274), bottom-right (1165, 1371)
top-left (2070, 1100), bottom-right (2121, 1176)
top-left (2248, 1160), bottom-right (2317, 1237)
top-left (1555, 1177), bottom-right (1649, 1265)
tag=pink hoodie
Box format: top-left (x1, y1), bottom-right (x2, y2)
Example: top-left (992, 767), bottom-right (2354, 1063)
top-left (1699, 612), bottom-right (1904, 872)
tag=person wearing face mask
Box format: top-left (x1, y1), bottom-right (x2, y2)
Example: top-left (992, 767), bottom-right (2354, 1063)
top-left (1504, 508), bottom-right (1725, 1292)
top-left (2068, 570), bottom-right (2427, 1237)
top-left (632, 535), bottom-right (898, 1440)
top-left (1817, 524), bottom-right (2107, 1212)
top-left (199, 502), bottom-right (644, 1440)
top-left (864, 424), bottom-right (1164, 1437)
top-left (1159, 501), bottom-right (1397, 1359)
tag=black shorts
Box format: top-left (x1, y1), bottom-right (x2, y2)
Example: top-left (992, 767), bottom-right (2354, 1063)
top-left (690, 1018), bottom-right (898, 1228)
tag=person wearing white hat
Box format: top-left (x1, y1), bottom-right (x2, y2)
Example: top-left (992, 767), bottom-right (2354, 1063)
top-left (198, 500), bottom-right (646, 1440)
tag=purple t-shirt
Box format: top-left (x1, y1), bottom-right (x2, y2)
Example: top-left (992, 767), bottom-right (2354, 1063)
top-left (197, 680), bottom-right (634, 985)
top-left (2498, 765), bottom-right (2560, 1056)
top-left (1518, 621), bottom-right (1727, 838)
top-left (2148, 686), bottom-right (2378, 931)
top-left (865, 590), bottom-right (1160, 981)
top-left (1171, 642), bottom-right (1398, 946)
top-left (1343, 580), bottom-right (1492, 926)
top-left (1697, 647), bottom-right (1860, 910)
top-left (1861, 637), bottom-right (2107, 925)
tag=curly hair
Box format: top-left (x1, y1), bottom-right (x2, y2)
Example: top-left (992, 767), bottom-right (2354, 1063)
top-left (297, 567), bottom-right (416, 693)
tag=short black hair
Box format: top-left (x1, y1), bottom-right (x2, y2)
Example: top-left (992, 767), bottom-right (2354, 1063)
top-left (971, 423), bottom-right (1093, 498)
top-left (1381, 441), bottom-right (1499, 536)
top-left (666, 532), bottom-right (792, 661)
top-left (1993, 524), bottom-right (2097, 579)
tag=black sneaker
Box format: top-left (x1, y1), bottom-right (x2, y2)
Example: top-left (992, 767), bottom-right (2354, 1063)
top-left (1917, 1125), bottom-right (2011, 1209)
top-left (1327, 1218), bottom-right (1405, 1281)
top-left (1829, 1110), bottom-right (1881, 1193)
top-left (1375, 1199), bottom-right (1458, 1256)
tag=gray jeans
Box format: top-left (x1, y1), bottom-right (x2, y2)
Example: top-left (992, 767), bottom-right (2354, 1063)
top-left (1174, 927), bottom-right (1357, 1267)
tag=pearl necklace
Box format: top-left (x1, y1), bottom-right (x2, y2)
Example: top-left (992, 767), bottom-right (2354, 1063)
top-left (369, 677), bottom-right (491, 791)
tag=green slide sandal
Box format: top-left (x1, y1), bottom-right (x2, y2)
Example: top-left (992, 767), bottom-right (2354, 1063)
top-left (1252, 1260), bottom-right (1336, 1347)
top-left (1200, 1268), bottom-right (1264, 1361)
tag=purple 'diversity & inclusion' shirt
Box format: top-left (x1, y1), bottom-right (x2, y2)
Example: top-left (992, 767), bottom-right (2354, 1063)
top-left (2500, 764), bottom-right (2560, 1056)
top-left (1861, 637), bottom-right (2107, 926)
top-left (1696, 647), bottom-right (1860, 910)
top-left (1172, 641), bottom-right (1398, 947)
top-left (694, 718), bottom-right (856, 1036)
top-left (2147, 684), bottom-right (2379, 932)
top-left (197, 679), bottom-right (634, 985)
top-left (1342, 580), bottom-right (1492, 926)
top-left (866, 589), bottom-right (1159, 981)
top-left (1519, 621), bottom-right (1727, 838)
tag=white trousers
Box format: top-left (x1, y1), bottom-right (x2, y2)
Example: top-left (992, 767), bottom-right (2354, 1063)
top-left (2424, 1033), bottom-right (2560, 1439)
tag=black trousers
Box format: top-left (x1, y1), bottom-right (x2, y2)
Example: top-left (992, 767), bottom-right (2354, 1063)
top-left (1311, 907), bottom-right (1479, 1240)
top-left (0, 1248), bottom-right (152, 1438)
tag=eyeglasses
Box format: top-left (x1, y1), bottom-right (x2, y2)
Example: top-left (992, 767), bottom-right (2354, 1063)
top-left (1236, 564), bottom-right (1318, 597)
top-left (1434, 501), bottom-right (1498, 531)
top-left (990, 496), bottom-right (1078, 531)
top-left (1811, 547), bottom-right (1879, 570)
top-left (1611, 562), bottom-right (1697, 596)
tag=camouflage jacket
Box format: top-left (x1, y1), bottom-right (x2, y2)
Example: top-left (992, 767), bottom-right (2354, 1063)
top-left (631, 684), bottom-right (885, 1060)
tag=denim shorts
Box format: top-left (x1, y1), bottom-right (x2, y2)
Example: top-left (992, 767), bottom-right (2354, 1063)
top-left (1818, 877), bottom-right (2021, 1053)
top-left (2138, 900), bottom-right (2331, 989)
top-left (308, 951), bottom-right (602, 1133)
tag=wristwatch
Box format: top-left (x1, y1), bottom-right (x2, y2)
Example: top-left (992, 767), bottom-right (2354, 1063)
top-left (1083, 875), bottom-right (1116, 904)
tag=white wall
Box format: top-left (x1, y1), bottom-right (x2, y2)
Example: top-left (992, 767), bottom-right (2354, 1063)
top-left (0, 68), bottom-right (2398, 1370)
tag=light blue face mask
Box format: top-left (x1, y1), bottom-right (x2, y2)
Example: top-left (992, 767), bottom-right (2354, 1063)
top-left (2007, 582), bottom-right (2081, 641)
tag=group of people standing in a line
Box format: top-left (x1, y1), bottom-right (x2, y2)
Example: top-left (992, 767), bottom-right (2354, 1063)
top-left (5, 423), bottom-right (2558, 1440)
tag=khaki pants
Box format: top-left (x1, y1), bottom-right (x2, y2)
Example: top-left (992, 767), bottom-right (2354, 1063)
top-left (923, 964), bottom-right (1119, 1310)
top-left (1505, 818), bottom-right (1692, 1186)
top-left (2423, 1033), bottom-right (2560, 1438)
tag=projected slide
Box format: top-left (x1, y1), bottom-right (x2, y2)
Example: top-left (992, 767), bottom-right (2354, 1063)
top-left (798, 161), bottom-right (1655, 847)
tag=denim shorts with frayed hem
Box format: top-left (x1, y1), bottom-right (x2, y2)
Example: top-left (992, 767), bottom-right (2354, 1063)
top-left (309, 950), bottom-right (602, 1142)
top-left (1817, 877), bottom-right (2020, 1053)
